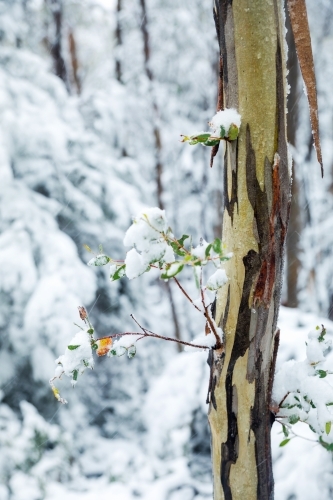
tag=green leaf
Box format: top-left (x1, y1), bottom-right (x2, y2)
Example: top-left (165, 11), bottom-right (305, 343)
top-left (219, 125), bottom-right (226, 138)
top-left (87, 328), bottom-right (94, 335)
top-left (288, 415), bottom-right (300, 425)
top-left (161, 262), bottom-right (184, 279)
top-left (68, 345), bottom-right (80, 350)
top-left (88, 254), bottom-right (111, 267)
top-left (317, 370), bottom-right (327, 378)
top-left (178, 234), bottom-right (189, 247)
top-left (92, 343), bottom-right (98, 350)
top-left (189, 133), bottom-right (211, 145)
top-left (309, 424), bottom-right (316, 433)
top-left (319, 436), bottom-right (333, 451)
top-left (170, 242), bottom-right (186, 257)
top-left (279, 438), bottom-right (290, 447)
top-left (212, 238), bottom-right (222, 254)
top-left (72, 370), bottom-right (78, 381)
top-left (326, 421), bottom-right (332, 435)
top-left (110, 264), bottom-right (126, 281)
top-left (127, 345), bottom-right (136, 359)
top-left (205, 243), bottom-right (213, 258)
top-left (294, 396), bottom-right (300, 402)
top-left (282, 424), bottom-right (289, 438)
top-left (203, 138), bottom-right (220, 147)
top-left (318, 325), bottom-right (327, 342)
top-left (227, 123), bottom-right (239, 141)
top-left (83, 360), bottom-right (90, 367)
top-left (110, 349), bottom-right (117, 357)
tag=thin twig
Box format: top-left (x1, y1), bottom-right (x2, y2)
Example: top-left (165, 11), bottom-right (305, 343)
top-left (130, 314), bottom-right (147, 333)
top-left (199, 269), bottom-right (222, 348)
top-left (173, 277), bottom-right (202, 312)
top-left (97, 331), bottom-right (209, 350)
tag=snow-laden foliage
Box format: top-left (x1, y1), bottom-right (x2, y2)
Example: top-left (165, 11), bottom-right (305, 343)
top-left (273, 325), bottom-right (333, 447)
top-left (181, 108), bottom-right (241, 147)
top-left (51, 207), bottom-right (230, 402)
top-left (1, 0), bottom-right (333, 499)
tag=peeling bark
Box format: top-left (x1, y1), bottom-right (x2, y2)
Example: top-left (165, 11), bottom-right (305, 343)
top-left (287, 0), bottom-right (323, 175)
top-left (209, 1), bottom-right (291, 498)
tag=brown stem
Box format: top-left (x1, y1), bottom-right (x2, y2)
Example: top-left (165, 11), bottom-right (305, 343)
top-left (173, 277), bottom-right (202, 312)
top-left (164, 281), bottom-right (182, 352)
top-left (97, 331), bottom-right (209, 350)
top-left (200, 270), bottom-right (222, 348)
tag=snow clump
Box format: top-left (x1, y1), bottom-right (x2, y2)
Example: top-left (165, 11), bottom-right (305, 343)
top-left (206, 268), bottom-right (228, 290)
top-left (54, 330), bottom-right (94, 386)
top-left (209, 108), bottom-right (241, 138)
top-left (273, 326), bottom-right (333, 441)
top-left (124, 208), bottom-right (174, 279)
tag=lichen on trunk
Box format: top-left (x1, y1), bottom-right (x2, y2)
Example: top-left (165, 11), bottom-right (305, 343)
top-left (209, 1), bottom-right (291, 499)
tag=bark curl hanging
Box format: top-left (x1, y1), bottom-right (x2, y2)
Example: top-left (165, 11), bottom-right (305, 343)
top-left (287, 0), bottom-right (323, 175)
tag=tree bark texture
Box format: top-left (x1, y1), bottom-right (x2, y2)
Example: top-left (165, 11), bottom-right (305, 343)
top-left (285, 5), bottom-right (301, 308)
top-left (208, 1), bottom-right (291, 499)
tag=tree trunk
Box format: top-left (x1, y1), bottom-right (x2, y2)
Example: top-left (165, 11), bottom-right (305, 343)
top-left (208, 1), bottom-right (290, 499)
top-left (138, 0), bottom-right (181, 349)
top-left (48, 0), bottom-right (68, 89)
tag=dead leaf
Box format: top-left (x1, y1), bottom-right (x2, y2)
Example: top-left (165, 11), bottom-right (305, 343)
top-left (96, 337), bottom-right (112, 357)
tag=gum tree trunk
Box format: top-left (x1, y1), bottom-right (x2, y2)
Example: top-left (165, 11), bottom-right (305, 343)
top-left (208, 1), bottom-right (290, 499)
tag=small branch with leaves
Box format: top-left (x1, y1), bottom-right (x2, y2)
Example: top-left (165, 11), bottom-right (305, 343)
top-left (50, 207), bottom-right (231, 404)
top-left (180, 108), bottom-right (241, 169)
top-left (272, 325), bottom-right (333, 451)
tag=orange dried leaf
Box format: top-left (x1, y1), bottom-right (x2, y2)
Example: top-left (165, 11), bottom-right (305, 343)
top-left (96, 337), bottom-right (112, 357)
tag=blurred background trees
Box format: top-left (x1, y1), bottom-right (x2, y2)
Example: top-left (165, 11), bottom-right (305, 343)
top-left (1, 1), bottom-right (333, 499)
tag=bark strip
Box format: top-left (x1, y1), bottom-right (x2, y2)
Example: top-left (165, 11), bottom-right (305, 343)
top-left (287, 0), bottom-right (323, 175)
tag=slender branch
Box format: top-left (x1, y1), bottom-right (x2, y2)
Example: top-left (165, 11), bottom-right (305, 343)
top-left (199, 270), bottom-right (222, 348)
top-left (275, 419), bottom-right (317, 443)
top-left (97, 331), bottom-right (209, 350)
top-left (173, 277), bottom-right (202, 312)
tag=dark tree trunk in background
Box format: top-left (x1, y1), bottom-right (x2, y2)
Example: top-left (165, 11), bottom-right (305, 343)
top-left (138, 0), bottom-right (181, 349)
top-left (285, 6), bottom-right (301, 308)
top-left (68, 28), bottom-right (81, 94)
top-left (115, 0), bottom-right (123, 83)
top-left (48, 0), bottom-right (68, 89)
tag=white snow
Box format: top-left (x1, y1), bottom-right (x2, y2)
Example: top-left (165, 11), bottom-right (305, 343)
top-left (191, 239), bottom-right (209, 260)
top-left (123, 208), bottom-right (175, 279)
top-left (55, 330), bottom-right (94, 385)
top-left (206, 268), bottom-right (228, 290)
top-left (184, 332), bottom-right (217, 351)
top-left (209, 108), bottom-right (241, 137)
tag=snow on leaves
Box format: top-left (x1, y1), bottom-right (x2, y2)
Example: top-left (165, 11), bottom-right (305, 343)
top-left (273, 325), bottom-right (333, 449)
top-left (52, 208), bottom-right (231, 404)
top-left (181, 108), bottom-right (241, 148)
top-left (83, 207), bottom-right (231, 286)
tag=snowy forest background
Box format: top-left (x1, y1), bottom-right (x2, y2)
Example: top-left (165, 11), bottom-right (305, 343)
top-left (1, 0), bottom-right (333, 499)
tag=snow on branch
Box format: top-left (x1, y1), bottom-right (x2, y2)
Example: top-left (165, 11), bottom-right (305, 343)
top-left (180, 108), bottom-right (241, 149)
top-left (272, 325), bottom-right (333, 449)
top-left (51, 207), bottom-right (231, 403)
